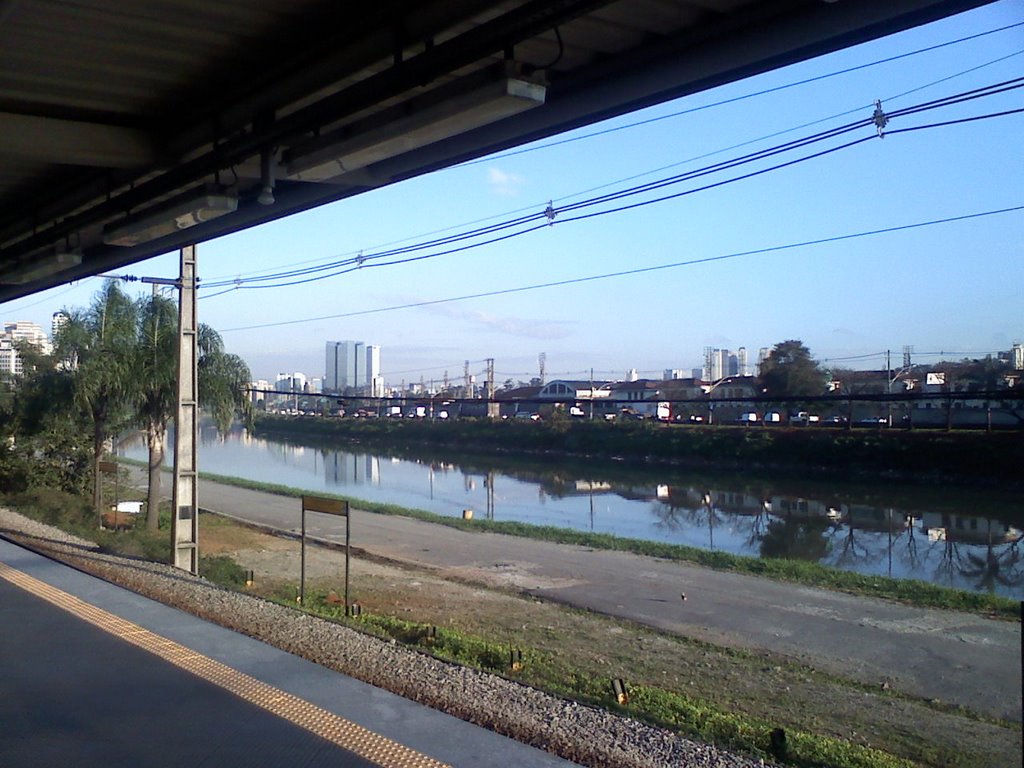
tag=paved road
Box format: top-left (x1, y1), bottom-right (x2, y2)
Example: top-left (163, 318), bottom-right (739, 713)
top-left (139, 469), bottom-right (1022, 721)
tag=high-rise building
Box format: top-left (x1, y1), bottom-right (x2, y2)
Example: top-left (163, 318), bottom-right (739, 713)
top-left (51, 312), bottom-right (68, 344)
top-left (325, 340), bottom-right (381, 394)
top-left (365, 344), bottom-right (383, 397)
top-left (4, 320), bottom-right (50, 354)
top-left (1, 320), bottom-right (51, 375)
top-left (0, 337), bottom-right (19, 376)
top-left (1013, 342), bottom-right (1023, 371)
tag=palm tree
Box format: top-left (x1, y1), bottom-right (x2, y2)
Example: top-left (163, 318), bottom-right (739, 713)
top-left (135, 292), bottom-right (178, 531)
top-left (53, 281), bottom-right (138, 514)
top-left (197, 324), bottom-right (252, 434)
top-left (133, 298), bottom-right (252, 531)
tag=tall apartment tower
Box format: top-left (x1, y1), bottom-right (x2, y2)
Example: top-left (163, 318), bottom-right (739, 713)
top-left (325, 340), bottom-right (382, 394)
top-left (51, 311), bottom-right (68, 343)
top-left (365, 344), bottom-right (383, 397)
top-left (757, 347), bottom-right (770, 375)
top-left (1012, 342), bottom-right (1023, 371)
top-left (737, 347), bottom-right (749, 377)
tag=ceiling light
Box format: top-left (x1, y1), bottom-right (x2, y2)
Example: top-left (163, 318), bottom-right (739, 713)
top-left (288, 74), bottom-right (546, 182)
top-left (103, 186), bottom-right (238, 247)
top-left (257, 148), bottom-right (276, 206)
top-left (1, 251), bottom-right (82, 285)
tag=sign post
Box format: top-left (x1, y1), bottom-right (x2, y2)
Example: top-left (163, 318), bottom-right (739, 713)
top-left (299, 495), bottom-right (351, 611)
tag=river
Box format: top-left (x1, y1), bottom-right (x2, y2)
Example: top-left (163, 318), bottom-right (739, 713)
top-left (121, 425), bottom-right (1024, 598)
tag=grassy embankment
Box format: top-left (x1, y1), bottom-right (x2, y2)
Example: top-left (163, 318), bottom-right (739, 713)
top-left (192, 466), bottom-right (1019, 619)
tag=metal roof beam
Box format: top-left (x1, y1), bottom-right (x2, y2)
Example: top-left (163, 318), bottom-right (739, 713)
top-left (0, 112), bottom-right (155, 168)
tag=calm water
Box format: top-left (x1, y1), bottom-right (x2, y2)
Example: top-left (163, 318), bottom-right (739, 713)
top-left (122, 426), bottom-right (1024, 597)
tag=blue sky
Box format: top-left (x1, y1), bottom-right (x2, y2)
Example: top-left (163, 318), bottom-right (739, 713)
top-left (5, 0), bottom-right (1023, 386)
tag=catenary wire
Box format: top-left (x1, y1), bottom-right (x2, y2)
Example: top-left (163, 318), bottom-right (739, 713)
top-left (217, 204), bottom-right (1024, 333)
top-left (455, 20), bottom-right (1024, 166)
top-left (198, 78), bottom-right (1023, 292)
top-left (196, 44), bottom-right (1024, 287)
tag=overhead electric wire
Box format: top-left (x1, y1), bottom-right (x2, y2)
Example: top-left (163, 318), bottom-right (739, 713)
top-left (455, 20), bottom-right (1024, 165)
top-left (217, 204), bottom-right (1024, 333)
top-left (196, 40), bottom-right (1024, 289)
top-left (197, 76), bottom-right (1023, 295)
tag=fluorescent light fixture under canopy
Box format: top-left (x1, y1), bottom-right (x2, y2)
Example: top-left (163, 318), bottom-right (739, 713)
top-left (0, 251), bottom-right (82, 285)
top-left (287, 72), bottom-right (546, 182)
top-left (103, 186), bottom-right (238, 247)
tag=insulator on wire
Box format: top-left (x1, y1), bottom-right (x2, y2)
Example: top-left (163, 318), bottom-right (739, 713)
top-left (872, 99), bottom-right (888, 138)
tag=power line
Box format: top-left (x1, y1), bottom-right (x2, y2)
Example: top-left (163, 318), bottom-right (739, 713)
top-left (196, 39), bottom-right (1024, 287)
top-left (199, 82), bottom-right (1024, 294)
top-left (218, 204), bottom-right (1024, 333)
top-left (455, 20), bottom-right (1024, 166)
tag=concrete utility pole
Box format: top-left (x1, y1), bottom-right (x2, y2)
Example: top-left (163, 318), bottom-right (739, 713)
top-left (172, 245), bottom-right (200, 574)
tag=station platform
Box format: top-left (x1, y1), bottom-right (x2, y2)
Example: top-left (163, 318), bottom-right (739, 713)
top-left (0, 537), bottom-right (573, 768)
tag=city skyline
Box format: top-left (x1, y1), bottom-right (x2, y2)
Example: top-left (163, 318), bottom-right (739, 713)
top-left (1, 2), bottom-right (1021, 384)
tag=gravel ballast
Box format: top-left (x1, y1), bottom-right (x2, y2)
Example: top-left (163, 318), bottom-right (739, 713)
top-left (0, 508), bottom-right (768, 768)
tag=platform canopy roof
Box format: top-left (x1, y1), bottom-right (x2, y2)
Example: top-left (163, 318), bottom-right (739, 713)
top-left (0, 0), bottom-right (993, 302)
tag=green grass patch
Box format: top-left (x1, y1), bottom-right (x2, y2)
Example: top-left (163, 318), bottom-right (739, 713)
top-left (196, 471), bottom-right (1018, 619)
top-left (291, 591), bottom-right (915, 768)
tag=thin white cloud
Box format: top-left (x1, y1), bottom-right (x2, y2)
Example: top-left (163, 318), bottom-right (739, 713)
top-left (487, 166), bottom-right (526, 197)
top-left (419, 302), bottom-right (573, 340)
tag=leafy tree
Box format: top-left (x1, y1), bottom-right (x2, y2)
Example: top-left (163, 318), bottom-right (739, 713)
top-left (135, 293), bottom-right (179, 531)
top-left (759, 340), bottom-right (826, 399)
top-left (198, 325), bottom-right (252, 433)
top-left (1, 341), bottom-right (91, 496)
top-left (134, 296), bottom-right (251, 532)
top-left (53, 281), bottom-right (138, 512)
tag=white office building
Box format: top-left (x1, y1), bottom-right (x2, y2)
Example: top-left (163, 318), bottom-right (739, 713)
top-left (1, 320), bottom-right (52, 376)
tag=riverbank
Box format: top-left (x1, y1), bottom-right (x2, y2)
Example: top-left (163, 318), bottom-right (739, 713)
top-left (253, 414), bottom-right (1024, 488)
top-left (3, 497), bottom-right (1019, 768)
top-left (193, 468), bottom-right (1018, 618)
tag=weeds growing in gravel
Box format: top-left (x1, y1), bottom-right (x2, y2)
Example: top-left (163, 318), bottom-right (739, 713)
top-left (292, 591), bottom-right (916, 768)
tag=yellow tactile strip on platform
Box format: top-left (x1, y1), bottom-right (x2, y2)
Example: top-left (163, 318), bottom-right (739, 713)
top-left (0, 560), bottom-right (450, 768)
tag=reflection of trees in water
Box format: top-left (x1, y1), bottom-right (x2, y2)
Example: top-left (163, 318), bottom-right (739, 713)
top-left (932, 537), bottom-right (961, 588)
top-left (824, 509), bottom-right (912, 576)
top-left (928, 515), bottom-right (1024, 593)
top-left (759, 515), bottom-right (831, 561)
top-left (743, 507), bottom-right (770, 549)
top-left (959, 531), bottom-right (1024, 593)
top-left (902, 520), bottom-right (920, 571)
top-left (651, 497), bottom-right (724, 547)
top-left (827, 522), bottom-right (870, 567)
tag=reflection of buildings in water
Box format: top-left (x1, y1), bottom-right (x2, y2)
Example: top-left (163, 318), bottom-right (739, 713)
top-left (576, 480), bottom-right (613, 494)
top-left (844, 506), bottom-right (906, 532)
top-left (764, 496), bottom-right (841, 522)
top-left (921, 511), bottom-right (1022, 545)
top-left (324, 452), bottom-right (380, 486)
